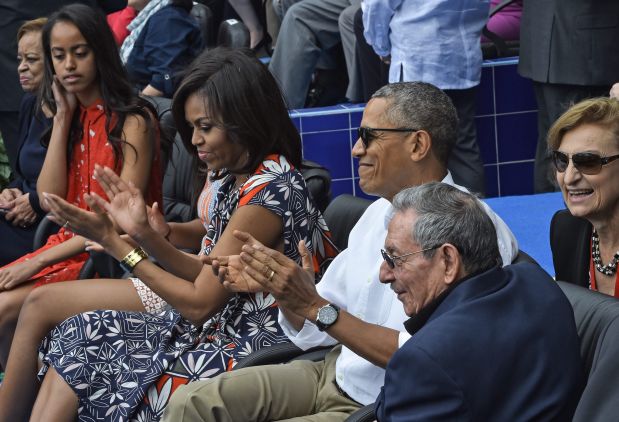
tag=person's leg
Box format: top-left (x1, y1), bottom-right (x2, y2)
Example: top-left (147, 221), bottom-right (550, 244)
top-left (532, 82), bottom-right (555, 193)
top-left (273, 0), bottom-right (302, 23)
top-left (0, 281), bottom-right (36, 368)
top-left (445, 87), bottom-right (486, 196)
top-left (353, 8), bottom-right (388, 101)
top-left (280, 346), bottom-right (362, 421)
top-left (163, 359), bottom-right (324, 421)
top-left (227, 0), bottom-right (264, 48)
top-left (338, 1), bottom-right (363, 103)
top-left (0, 278), bottom-right (144, 422)
top-left (29, 367), bottom-right (78, 422)
top-left (269, 0), bottom-right (352, 108)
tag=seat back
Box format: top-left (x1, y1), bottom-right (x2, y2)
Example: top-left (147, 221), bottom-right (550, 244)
top-left (301, 160), bottom-right (332, 213)
top-left (191, 3), bottom-right (215, 48)
top-left (556, 281), bottom-right (619, 421)
top-left (323, 194), bottom-right (372, 251)
top-left (217, 19), bottom-right (250, 48)
top-left (32, 217), bottom-right (61, 250)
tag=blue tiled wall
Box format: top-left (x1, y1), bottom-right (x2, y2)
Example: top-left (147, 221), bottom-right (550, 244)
top-left (292, 57), bottom-right (538, 198)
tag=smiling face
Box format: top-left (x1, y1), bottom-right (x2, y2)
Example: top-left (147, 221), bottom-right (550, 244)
top-left (17, 31), bottom-right (44, 92)
top-left (379, 210), bottom-right (448, 316)
top-left (184, 92), bottom-right (248, 172)
top-left (556, 123), bottom-right (619, 225)
top-left (352, 98), bottom-right (418, 200)
top-left (49, 20), bottom-right (99, 104)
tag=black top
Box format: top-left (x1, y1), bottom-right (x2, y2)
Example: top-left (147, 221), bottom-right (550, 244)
top-left (8, 93), bottom-right (51, 216)
top-left (550, 209), bottom-right (591, 288)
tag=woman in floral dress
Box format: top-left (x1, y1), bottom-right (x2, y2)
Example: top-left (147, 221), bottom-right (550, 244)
top-left (27, 47), bottom-right (338, 421)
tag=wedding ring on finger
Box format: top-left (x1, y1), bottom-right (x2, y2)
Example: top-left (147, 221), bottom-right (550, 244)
top-left (62, 220), bottom-right (70, 229)
top-left (266, 268), bottom-right (275, 282)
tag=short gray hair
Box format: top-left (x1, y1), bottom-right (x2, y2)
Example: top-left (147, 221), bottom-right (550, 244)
top-left (372, 82), bottom-right (458, 166)
top-left (392, 182), bottom-right (500, 274)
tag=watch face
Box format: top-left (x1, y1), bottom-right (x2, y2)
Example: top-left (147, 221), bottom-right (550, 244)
top-left (318, 305), bottom-right (339, 325)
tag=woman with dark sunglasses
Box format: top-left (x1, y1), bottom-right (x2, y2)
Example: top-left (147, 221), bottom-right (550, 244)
top-left (548, 97), bottom-right (619, 297)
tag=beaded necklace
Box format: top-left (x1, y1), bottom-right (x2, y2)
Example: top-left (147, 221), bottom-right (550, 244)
top-left (588, 229), bottom-right (619, 298)
top-left (591, 229), bottom-right (619, 276)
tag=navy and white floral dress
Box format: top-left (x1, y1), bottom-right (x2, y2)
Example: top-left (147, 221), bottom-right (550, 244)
top-left (38, 154), bottom-right (338, 421)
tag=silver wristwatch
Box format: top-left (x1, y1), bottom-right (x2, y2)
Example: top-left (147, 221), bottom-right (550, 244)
top-left (315, 303), bottom-right (340, 331)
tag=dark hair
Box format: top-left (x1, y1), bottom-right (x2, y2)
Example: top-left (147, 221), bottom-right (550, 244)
top-left (372, 82), bottom-right (458, 166)
top-left (39, 3), bottom-right (159, 165)
top-left (172, 47), bottom-right (302, 197)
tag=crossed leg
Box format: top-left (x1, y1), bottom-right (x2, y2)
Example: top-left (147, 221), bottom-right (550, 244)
top-left (0, 278), bottom-right (144, 422)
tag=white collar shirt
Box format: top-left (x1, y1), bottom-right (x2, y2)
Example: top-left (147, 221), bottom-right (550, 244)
top-left (278, 173), bottom-right (518, 405)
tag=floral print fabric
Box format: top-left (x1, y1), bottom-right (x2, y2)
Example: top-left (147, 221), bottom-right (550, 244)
top-left (39, 154), bottom-right (337, 421)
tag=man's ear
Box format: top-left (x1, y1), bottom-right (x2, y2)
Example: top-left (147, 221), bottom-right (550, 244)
top-left (410, 130), bottom-right (432, 162)
top-left (438, 243), bottom-right (462, 285)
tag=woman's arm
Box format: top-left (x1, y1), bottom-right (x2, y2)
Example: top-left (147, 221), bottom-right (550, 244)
top-left (117, 112), bottom-right (155, 196)
top-left (37, 80), bottom-right (77, 209)
top-left (107, 204), bottom-right (284, 326)
top-left (167, 219), bottom-right (207, 250)
top-left (34, 109), bottom-right (155, 275)
top-left (0, 235), bottom-right (88, 290)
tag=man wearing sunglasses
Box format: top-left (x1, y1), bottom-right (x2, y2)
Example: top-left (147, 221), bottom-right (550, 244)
top-left (374, 183), bottom-right (582, 420)
top-left (162, 82), bottom-right (518, 421)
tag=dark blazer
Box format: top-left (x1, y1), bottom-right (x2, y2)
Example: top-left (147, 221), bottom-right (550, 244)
top-left (0, 0), bottom-right (126, 112)
top-left (9, 93), bottom-right (50, 215)
top-left (550, 209), bottom-right (591, 288)
top-left (0, 93), bottom-right (51, 266)
top-left (375, 263), bottom-right (584, 422)
top-left (518, 0), bottom-right (619, 85)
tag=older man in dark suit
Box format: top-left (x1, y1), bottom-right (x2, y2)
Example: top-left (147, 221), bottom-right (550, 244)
top-left (375, 183), bottom-right (583, 421)
top-left (519, 0), bottom-right (619, 193)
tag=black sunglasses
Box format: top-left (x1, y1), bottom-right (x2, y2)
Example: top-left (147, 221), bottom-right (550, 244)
top-left (552, 150), bottom-right (619, 175)
top-left (380, 246), bottom-right (438, 269)
top-left (357, 126), bottom-right (418, 149)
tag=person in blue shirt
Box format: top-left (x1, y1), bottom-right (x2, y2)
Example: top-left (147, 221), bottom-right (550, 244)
top-left (122, 0), bottom-right (204, 98)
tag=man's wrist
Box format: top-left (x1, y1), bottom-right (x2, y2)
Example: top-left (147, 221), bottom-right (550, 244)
top-left (304, 297), bottom-right (329, 323)
top-left (314, 302), bottom-right (341, 332)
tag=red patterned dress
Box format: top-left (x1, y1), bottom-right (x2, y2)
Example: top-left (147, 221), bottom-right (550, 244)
top-left (0, 99), bottom-right (162, 286)
top-left (39, 154), bottom-right (338, 421)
